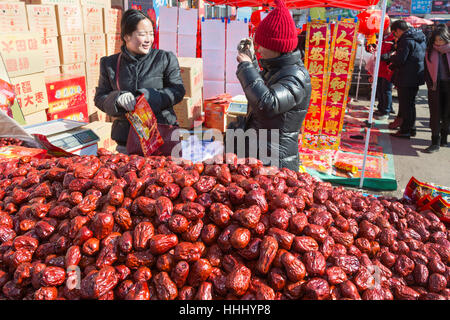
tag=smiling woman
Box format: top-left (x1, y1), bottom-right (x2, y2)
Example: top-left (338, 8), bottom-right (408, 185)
top-left (94, 9), bottom-right (186, 154)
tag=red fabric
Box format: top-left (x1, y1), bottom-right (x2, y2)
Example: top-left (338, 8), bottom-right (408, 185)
top-left (205, 0), bottom-right (380, 11)
top-left (254, 0), bottom-right (298, 53)
top-left (378, 33), bottom-right (395, 81)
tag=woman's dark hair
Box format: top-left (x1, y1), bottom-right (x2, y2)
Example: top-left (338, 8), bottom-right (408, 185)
top-left (427, 25), bottom-right (449, 61)
top-left (120, 9), bottom-right (156, 42)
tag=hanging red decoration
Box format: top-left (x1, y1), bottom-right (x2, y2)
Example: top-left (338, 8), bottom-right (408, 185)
top-left (357, 9), bottom-right (390, 36)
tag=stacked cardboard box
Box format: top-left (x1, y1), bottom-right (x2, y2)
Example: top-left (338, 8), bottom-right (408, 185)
top-left (104, 7), bottom-right (122, 55)
top-left (0, 31), bottom-right (49, 124)
top-left (175, 57), bottom-right (204, 129)
top-left (0, 2), bottom-right (29, 33)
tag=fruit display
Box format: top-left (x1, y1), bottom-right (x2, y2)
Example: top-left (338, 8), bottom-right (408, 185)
top-left (0, 149), bottom-right (448, 300)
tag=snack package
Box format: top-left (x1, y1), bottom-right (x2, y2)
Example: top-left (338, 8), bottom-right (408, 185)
top-left (404, 176), bottom-right (450, 203)
top-left (0, 145), bottom-right (47, 160)
top-left (0, 78), bottom-right (15, 118)
top-left (126, 94), bottom-right (163, 156)
top-left (421, 196), bottom-right (450, 222)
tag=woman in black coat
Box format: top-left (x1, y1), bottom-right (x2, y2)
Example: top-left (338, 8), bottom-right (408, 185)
top-left (94, 9), bottom-right (185, 154)
top-left (423, 26), bottom-right (450, 153)
top-left (232, 0), bottom-right (311, 172)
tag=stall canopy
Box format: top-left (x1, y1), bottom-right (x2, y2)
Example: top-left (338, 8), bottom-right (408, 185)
top-left (403, 16), bottom-right (433, 27)
top-left (205, 0), bottom-right (380, 10)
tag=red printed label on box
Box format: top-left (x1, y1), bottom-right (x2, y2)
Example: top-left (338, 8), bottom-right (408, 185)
top-left (46, 103), bottom-right (88, 122)
top-left (45, 74), bottom-right (87, 112)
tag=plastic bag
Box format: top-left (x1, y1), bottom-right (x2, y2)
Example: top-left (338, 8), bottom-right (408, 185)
top-left (126, 94), bottom-right (164, 156)
top-left (365, 53), bottom-right (376, 76)
top-left (0, 79), bottom-right (15, 118)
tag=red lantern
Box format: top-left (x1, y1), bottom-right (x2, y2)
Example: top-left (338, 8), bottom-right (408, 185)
top-left (357, 10), bottom-right (390, 36)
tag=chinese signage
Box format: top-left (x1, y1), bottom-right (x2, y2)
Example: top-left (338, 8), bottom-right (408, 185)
top-left (302, 20), bottom-right (358, 150)
top-left (0, 32), bottom-right (45, 78)
top-left (431, 0), bottom-right (449, 13)
top-left (10, 73), bottom-right (49, 116)
top-left (411, 0), bottom-right (432, 14)
top-left (302, 21), bottom-right (330, 150)
top-left (387, 0), bottom-right (412, 15)
top-left (320, 20), bottom-right (358, 150)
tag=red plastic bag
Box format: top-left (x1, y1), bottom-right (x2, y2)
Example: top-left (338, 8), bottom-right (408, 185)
top-left (0, 79), bottom-right (15, 118)
top-left (126, 94), bottom-right (164, 156)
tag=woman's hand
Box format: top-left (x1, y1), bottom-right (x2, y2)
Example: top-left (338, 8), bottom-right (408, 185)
top-left (237, 52), bottom-right (253, 63)
top-left (117, 92), bottom-right (136, 112)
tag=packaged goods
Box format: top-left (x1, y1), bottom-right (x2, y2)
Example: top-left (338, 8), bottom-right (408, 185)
top-left (26, 4), bottom-right (58, 37)
top-left (82, 5), bottom-right (103, 34)
top-left (126, 94), bottom-right (163, 156)
top-left (104, 7), bottom-right (122, 34)
top-left (178, 57), bottom-right (203, 97)
top-left (55, 4), bottom-right (83, 35)
top-left (173, 89), bottom-right (202, 129)
top-left (0, 145), bottom-right (47, 159)
top-left (204, 94), bottom-right (231, 132)
top-left (9, 72), bottom-right (49, 115)
top-left (46, 103), bottom-right (88, 121)
top-left (60, 62), bottom-right (86, 77)
top-left (40, 36), bottom-right (60, 68)
top-left (58, 34), bottom-right (86, 64)
top-left (0, 32), bottom-right (45, 77)
top-left (45, 74), bottom-right (87, 113)
top-left (106, 33), bottom-right (121, 56)
top-left (0, 2), bottom-right (29, 33)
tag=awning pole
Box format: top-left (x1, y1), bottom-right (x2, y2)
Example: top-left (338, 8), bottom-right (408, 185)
top-left (359, 0), bottom-right (387, 189)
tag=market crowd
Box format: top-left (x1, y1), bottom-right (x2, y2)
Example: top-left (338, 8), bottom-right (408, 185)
top-left (369, 20), bottom-right (449, 154)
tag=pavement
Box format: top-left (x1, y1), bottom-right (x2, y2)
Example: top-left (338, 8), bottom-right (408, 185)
top-left (350, 85), bottom-right (450, 198)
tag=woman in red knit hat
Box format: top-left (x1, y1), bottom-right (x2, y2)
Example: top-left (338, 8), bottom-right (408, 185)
top-left (231, 0), bottom-right (311, 172)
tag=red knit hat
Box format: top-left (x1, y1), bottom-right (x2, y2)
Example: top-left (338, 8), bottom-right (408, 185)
top-left (254, 0), bottom-right (298, 53)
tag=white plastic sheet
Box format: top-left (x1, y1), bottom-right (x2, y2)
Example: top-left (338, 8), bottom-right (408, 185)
top-left (158, 7), bottom-right (178, 54)
top-left (177, 8), bottom-right (198, 57)
top-left (225, 20), bottom-right (248, 96)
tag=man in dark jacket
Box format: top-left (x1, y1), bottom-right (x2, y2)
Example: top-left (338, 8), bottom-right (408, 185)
top-left (232, 0), bottom-right (311, 172)
top-left (388, 20), bottom-right (427, 138)
top-left (94, 10), bottom-right (185, 151)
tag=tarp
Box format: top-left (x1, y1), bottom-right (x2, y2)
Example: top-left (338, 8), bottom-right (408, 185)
top-left (205, 0), bottom-right (380, 10)
top-left (404, 15), bottom-right (434, 27)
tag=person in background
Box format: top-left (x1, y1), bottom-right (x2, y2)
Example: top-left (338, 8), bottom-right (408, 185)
top-left (94, 9), bottom-right (185, 154)
top-left (423, 25), bottom-right (450, 153)
top-left (234, 0), bottom-right (311, 172)
top-left (296, 28), bottom-right (307, 62)
top-left (373, 28), bottom-right (396, 120)
top-left (388, 20), bottom-right (427, 138)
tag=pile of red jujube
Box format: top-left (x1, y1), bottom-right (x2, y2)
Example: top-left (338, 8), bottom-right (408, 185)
top-left (0, 138), bottom-right (24, 148)
top-left (0, 149), bottom-right (448, 300)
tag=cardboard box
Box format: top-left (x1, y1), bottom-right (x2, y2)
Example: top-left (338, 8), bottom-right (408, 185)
top-left (105, 33), bottom-right (121, 56)
top-left (24, 109), bottom-right (47, 125)
top-left (85, 33), bottom-right (105, 88)
top-left (55, 4), bottom-right (83, 35)
top-left (204, 97), bottom-right (230, 132)
top-left (9, 72), bottom-right (49, 116)
top-left (80, 0), bottom-right (108, 7)
top-left (82, 5), bottom-right (104, 34)
top-left (173, 89), bottom-right (203, 129)
top-left (85, 121), bottom-right (116, 153)
top-left (178, 57), bottom-right (203, 97)
top-left (60, 62), bottom-right (86, 77)
top-left (26, 4), bottom-right (58, 37)
top-left (44, 66), bottom-right (61, 76)
top-left (27, 0), bottom-right (79, 5)
top-left (0, 32), bottom-right (45, 77)
top-left (104, 7), bottom-right (122, 34)
top-left (0, 2), bottom-right (29, 33)
top-left (40, 36), bottom-right (60, 68)
top-left (46, 103), bottom-right (88, 122)
top-left (58, 34), bottom-right (86, 64)
top-left (45, 74), bottom-right (87, 113)
top-left (86, 86), bottom-right (96, 114)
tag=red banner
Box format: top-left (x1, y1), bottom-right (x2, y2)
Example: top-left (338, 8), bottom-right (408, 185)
top-left (301, 21), bottom-right (330, 150)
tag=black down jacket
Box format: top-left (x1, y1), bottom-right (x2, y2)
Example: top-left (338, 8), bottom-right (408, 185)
top-left (94, 46), bottom-right (185, 146)
top-left (390, 28), bottom-right (427, 87)
top-left (235, 50), bottom-right (311, 172)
